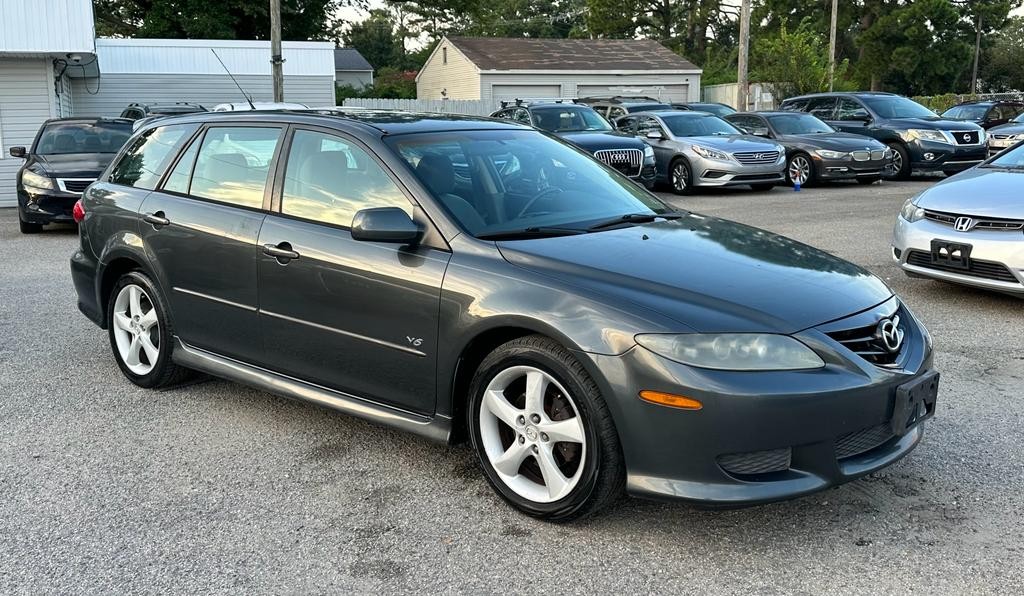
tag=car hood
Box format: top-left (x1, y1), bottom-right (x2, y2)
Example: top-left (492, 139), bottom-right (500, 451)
top-left (884, 117), bottom-right (982, 131)
top-left (31, 153), bottom-right (115, 177)
top-left (916, 167), bottom-right (1024, 218)
top-left (684, 135), bottom-right (781, 152)
top-left (988, 122), bottom-right (1024, 136)
top-left (497, 215), bottom-right (892, 334)
top-left (556, 131), bottom-right (643, 152)
top-left (777, 132), bottom-right (886, 151)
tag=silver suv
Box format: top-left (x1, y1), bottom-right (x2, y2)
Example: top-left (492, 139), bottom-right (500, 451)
top-left (617, 111), bottom-right (786, 194)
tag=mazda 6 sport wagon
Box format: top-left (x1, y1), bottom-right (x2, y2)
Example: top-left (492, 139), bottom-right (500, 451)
top-left (71, 110), bottom-right (939, 521)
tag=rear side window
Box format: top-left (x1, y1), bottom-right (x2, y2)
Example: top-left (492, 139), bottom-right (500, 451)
top-left (807, 97), bottom-right (837, 119)
top-left (108, 123), bottom-right (199, 189)
top-left (189, 126), bottom-right (282, 209)
top-left (280, 129), bottom-right (411, 227)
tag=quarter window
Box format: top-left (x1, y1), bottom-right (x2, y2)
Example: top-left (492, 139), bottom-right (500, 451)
top-left (281, 130), bottom-right (412, 227)
top-left (189, 126), bottom-right (281, 209)
top-left (108, 123), bottom-right (199, 189)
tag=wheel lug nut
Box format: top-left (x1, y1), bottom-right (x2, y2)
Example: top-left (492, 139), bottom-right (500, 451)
top-left (516, 415), bottom-right (525, 426)
top-left (530, 414), bottom-right (541, 423)
top-left (518, 435), bottom-right (525, 444)
top-left (540, 433), bottom-right (549, 442)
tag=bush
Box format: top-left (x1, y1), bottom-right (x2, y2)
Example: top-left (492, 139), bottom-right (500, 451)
top-left (335, 68), bottom-right (417, 105)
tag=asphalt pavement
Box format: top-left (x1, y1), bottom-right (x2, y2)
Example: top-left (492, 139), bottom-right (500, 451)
top-left (1, 177), bottom-right (1022, 594)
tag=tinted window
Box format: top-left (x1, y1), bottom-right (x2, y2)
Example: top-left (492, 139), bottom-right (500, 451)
top-left (108, 124), bottom-right (198, 189)
top-left (807, 97), bottom-right (837, 119)
top-left (860, 96), bottom-right (935, 119)
top-left (637, 116), bottom-right (664, 135)
top-left (608, 106), bottom-right (627, 120)
top-left (627, 103), bottom-right (671, 113)
top-left (780, 98), bottom-right (809, 111)
top-left (941, 105), bottom-right (988, 120)
top-left (834, 98), bottom-right (871, 121)
top-left (725, 114), bottom-right (761, 131)
top-left (35, 121), bottom-right (132, 155)
top-left (162, 135), bottom-right (201, 194)
top-left (660, 114), bottom-right (741, 137)
top-left (994, 105), bottom-right (1023, 120)
top-left (767, 113), bottom-right (835, 135)
top-left (531, 107), bottom-right (612, 132)
top-left (690, 103), bottom-right (736, 117)
top-left (190, 126), bottom-right (281, 209)
top-left (514, 109), bottom-right (532, 124)
top-left (281, 130), bottom-right (411, 227)
top-left (617, 117), bottom-right (637, 133)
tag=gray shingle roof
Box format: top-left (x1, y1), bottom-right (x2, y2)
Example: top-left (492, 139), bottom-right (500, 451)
top-left (446, 37), bottom-right (698, 71)
top-left (334, 47), bottom-right (374, 71)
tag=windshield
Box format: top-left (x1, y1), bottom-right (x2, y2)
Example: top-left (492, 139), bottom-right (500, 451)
top-left (942, 105), bottom-right (988, 120)
top-left (34, 121), bottom-right (133, 155)
top-left (1014, 113), bottom-right (1024, 123)
top-left (387, 129), bottom-right (669, 238)
top-left (987, 142), bottom-right (1024, 167)
top-left (662, 114), bottom-right (741, 137)
top-left (860, 96), bottom-right (936, 119)
top-left (532, 107), bottom-right (613, 132)
top-left (767, 113), bottom-right (835, 135)
top-left (691, 104), bottom-right (736, 117)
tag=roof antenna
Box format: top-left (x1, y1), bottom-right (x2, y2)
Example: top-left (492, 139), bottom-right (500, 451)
top-left (211, 49), bottom-right (256, 110)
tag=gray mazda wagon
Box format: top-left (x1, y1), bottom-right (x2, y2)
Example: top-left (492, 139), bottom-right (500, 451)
top-left (70, 109), bottom-right (938, 521)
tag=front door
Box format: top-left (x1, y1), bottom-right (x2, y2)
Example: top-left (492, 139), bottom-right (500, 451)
top-left (257, 128), bottom-right (450, 415)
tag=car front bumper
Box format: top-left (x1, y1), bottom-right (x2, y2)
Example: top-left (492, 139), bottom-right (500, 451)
top-left (908, 140), bottom-right (987, 173)
top-left (18, 187), bottom-right (80, 225)
top-left (813, 155), bottom-right (891, 180)
top-left (891, 216), bottom-right (1024, 295)
top-left (689, 156), bottom-right (786, 188)
top-left (584, 298), bottom-right (935, 507)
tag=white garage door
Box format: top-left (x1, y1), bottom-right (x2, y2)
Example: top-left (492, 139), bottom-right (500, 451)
top-left (577, 84), bottom-right (689, 103)
top-left (491, 84), bottom-right (562, 102)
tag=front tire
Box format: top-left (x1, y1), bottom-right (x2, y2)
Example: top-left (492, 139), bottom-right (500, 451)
top-left (468, 336), bottom-right (625, 522)
top-left (18, 216), bottom-right (42, 234)
top-left (107, 271), bottom-right (192, 389)
top-left (669, 158), bottom-right (693, 195)
top-left (886, 142), bottom-right (911, 180)
top-left (785, 152), bottom-right (815, 186)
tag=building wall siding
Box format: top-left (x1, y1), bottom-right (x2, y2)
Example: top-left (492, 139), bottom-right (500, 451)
top-left (416, 43), bottom-right (480, 100)
top-left (479, 72), bottom-right (701, 102)
top-left (70, 74), bottom-right (336, 117)
top-left (0, 59), bottom-right (53, 207)
top-left (0, 0), bottom-right (95, 54)
top-left (336, 71), bottom-right (373, 89)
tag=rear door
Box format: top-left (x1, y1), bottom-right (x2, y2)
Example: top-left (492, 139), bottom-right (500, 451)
top-left (256, 127), bottom-right (450, 415)
top-left (139, 124), bottom-right (283, 364)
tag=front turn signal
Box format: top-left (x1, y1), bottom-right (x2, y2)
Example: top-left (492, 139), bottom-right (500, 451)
top-left (639, 390), bottom-right (703, 410)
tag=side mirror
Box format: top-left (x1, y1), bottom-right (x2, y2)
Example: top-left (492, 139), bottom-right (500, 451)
top-left (9, 146), bottom-right (26, 158)
top-left (351, 207), bottom-right (421, 244)
top-left (851, 111), bottom-right (872, 123)
top-left (645, 130), bottom-right (663, 140)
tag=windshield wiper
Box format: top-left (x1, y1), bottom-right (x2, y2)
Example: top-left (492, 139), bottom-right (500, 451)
top-left (979, 163), bottom-right (1024, 170)
top-left (586, 212), bottom-right (685, 231)
top-left (476, 226), bottom-right (588, 241)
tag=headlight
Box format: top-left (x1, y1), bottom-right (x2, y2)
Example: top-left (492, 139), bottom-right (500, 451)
top-left (815, 149), bottom-right (849, 160)
top-left (635, 333), bottom-right (825, 371)
top-left (899, 197), bottom-right (925, 222)
top-left (691, 144), bottom-right (731, 161)
top-left (21, 170), bottom-right (54, 190)
top-left (902, 129), bottom-right (949, 144)
top-left (643, 145), bottom-right (655, 160)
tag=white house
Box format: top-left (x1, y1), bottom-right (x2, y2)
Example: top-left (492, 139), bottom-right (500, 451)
top-left (416, 37), bottom-right (703, 104)
top-left (334, 47), bottom-right (374, 89)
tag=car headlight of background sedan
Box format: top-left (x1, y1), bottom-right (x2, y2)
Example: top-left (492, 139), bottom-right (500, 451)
top-left (21, 170), bottom-right (54, 191)
top-left (635, 333), bottom-right (825, 371)
top-left (901, 129), bottom-right (949, 144)
top-left (900, 197), bottom-right (925, 222)
top-left (815, 149), bottom-right (850, 160)
top-left (691, 145), bottom-right (732, 162)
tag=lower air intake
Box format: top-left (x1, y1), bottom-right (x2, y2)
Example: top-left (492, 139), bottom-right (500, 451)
top-left (718, 447), bottom-right (791, 476)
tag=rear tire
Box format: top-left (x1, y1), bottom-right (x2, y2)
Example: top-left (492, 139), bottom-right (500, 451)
top-left (886, 142), bottom-right (911, 180)
top-left (18, 217), bottom-right (42, 234)
top-left (468, 335), bottom-right (625, 522)
top-left (107, 271), bottom-right (193, 389)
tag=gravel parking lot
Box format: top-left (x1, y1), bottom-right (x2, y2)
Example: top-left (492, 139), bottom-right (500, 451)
top-left (1, 178), bottom-right (1022, 594)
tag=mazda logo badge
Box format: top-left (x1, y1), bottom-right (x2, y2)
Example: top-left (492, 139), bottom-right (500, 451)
top-left (877, 315), bottom-right (904, 353)
top-left (954, 216), bottom-right (973, 232)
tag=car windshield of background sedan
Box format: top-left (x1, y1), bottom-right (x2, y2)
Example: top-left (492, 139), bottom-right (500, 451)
top-left (983, 142), bottom-right (1024, 168)
top-left (389, 129), bottom-right (669, 238)
top-left (942, 105), bottom-right (988, 120)
top-left (767, 113), bottom-right (835, 135)
top-left (35, 121), bottom-right (133, 155)
top-left (860, 96), bottom-right (937, 119)
top-left (662, 114), bottom-right (741, 137)
top-left (532, 107), bottom-right (613, 133)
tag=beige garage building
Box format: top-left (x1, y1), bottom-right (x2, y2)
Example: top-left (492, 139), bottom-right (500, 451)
top-left (416, 37), bottom-right (702, 104)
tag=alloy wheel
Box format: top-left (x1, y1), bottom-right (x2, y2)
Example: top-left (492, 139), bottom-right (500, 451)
top-left (788, 155), bottom-right (811, 185)
top-left (111, 284), bottom-right (160, 375)
top-left (672, 162), bottom-right (689, 192)
top-left (478, 366), bottom-right (586, 503)
top-left (891, 151), bottom-right (903, 174)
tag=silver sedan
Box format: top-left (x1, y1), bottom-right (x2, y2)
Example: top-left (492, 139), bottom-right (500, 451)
top-left (616, 111), bottom-right (786, 194)
top-left (892, 140), bottom-right (1024, 296)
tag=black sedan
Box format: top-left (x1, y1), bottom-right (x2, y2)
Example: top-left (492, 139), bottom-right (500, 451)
top-left (726, 111), bottom-right (892, 186)
top-left (11, 118), bottom-right (133, 233)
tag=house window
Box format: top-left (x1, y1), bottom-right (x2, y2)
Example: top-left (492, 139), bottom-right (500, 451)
top-left (442, 47), bottom-right (447, 65)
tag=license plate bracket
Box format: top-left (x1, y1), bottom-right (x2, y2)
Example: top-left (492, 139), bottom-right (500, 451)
top-left (891, 371), bottom-right (939, 436)
top-left (930, 239), bottom-right (972, 270)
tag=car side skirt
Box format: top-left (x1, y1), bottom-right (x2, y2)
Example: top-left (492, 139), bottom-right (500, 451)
top-left (171, 338), bottom-right (452, 443)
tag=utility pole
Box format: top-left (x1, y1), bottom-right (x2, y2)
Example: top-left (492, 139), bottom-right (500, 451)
top-left (737, 0), bottom-right (751, 111)
top-left (828, 0), bottom-right (838, 91)
top-left (970, 14), bottom-right (982, 94)
top-left (270, 0), bottom-right (284, 102)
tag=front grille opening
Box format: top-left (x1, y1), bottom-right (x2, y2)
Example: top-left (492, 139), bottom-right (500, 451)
top-left (835, 423), bottom-right (895, 460)
top-left (825, 313), bottom-right (905, 367)
top-left (733, 150), bottom-right (780, 165)
top-left (905, 250), bottom-right (1019, 284)
top-left (594, 148), bottom-right (643, 177)
top-left (718, 447), bottom-right (791, 476)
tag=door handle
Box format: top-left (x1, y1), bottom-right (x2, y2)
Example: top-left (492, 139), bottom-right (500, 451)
top-left (143, 212), bottom-right (170, 227)
top-left (262, 242), bottom-right (300, 262)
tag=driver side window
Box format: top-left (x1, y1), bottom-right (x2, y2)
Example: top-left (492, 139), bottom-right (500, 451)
top-left (637, 117), bottom-right (664, 136)
top-left (835, 98), bottom-right (869, 121)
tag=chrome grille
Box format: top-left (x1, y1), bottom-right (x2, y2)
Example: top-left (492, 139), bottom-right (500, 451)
top-left (872, 149), bottom-right (886, 160)
top-left (991, 134), bottom-right (1015, 140)
top-left (594, 148), bottom-right (643, 177)
top-left (57, 178), bottom-right (95, 194)
top-left (733, 150), bottom-right (780, 165)
top-left (949, 130), bottom-right (980, 145)
top-left (852, 150), bottom-right (871, 161)
top-left (923, 210), bottom-right (1024, 231)
top-left (824, 311), bottom-right (905, 367)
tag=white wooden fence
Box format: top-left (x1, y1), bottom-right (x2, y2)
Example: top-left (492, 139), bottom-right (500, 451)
top-left (342, 98), bottom-right (502, 116)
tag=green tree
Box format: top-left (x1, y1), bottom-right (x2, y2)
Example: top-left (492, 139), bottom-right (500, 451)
top-left (752, 20), bottom-right (850, 100)
top-left (342, 9), bottom-right (407, 71)
top-left (980, 16), bottom-right (1024, 91)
